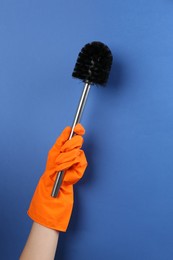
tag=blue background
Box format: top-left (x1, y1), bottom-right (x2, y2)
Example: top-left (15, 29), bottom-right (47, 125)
top-left (1, 0), bottom-right (173, 259)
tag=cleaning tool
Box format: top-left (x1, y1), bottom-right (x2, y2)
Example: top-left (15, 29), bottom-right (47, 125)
top-left (51, 41), bottom-right (113, 197)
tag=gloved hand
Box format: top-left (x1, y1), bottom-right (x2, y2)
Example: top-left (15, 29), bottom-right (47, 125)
top-left (27, 124), bottom-right (87, 232)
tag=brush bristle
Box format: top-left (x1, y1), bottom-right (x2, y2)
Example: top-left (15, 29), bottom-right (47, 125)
top-left (72, 41), bottom-right (113, 86)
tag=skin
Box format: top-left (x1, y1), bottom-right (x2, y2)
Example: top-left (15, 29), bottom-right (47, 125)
top-left (19, 222), bottom-right (59, 260)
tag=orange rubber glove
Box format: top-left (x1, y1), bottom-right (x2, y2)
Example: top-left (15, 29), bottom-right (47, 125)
top-left (27, 124), bottom-right (87, 232)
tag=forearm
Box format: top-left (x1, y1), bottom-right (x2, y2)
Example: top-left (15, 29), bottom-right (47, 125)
top-left (20, 222), bottom-right (59, 260)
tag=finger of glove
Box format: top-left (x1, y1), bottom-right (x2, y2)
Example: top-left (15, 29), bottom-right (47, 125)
top-left (63, 150), bottom-right (88, 185)
top-left (49, 150), bottom-right (87, 183)
top-left (45, 124), bottom-right (84, 170)
top-left (55, 149), bottom-right (87, 173)
top-left (73, 123), bottom-right (85, 136)
top-left (46, 136), bottom-right (82, 171)
top-left (54, 126), bottom-right (71, 148)
top-left (55, 148), bottom-right (80, 167)
top-left (60, 135), bottom-right (84, 153)
top-left (50, 124), bottom-right (85, 154)
top-left (45, 127), bottom-right (71, 170)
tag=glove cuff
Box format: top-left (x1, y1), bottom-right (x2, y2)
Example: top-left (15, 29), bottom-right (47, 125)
top-left (27, 179), bottom-right (74, 232)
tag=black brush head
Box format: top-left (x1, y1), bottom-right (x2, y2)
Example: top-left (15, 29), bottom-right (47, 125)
top-left (72, 41), bottom-right (113, 86)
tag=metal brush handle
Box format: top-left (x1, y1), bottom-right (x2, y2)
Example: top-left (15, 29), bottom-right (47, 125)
top-left (51, 82), bottom-right (91, 197)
